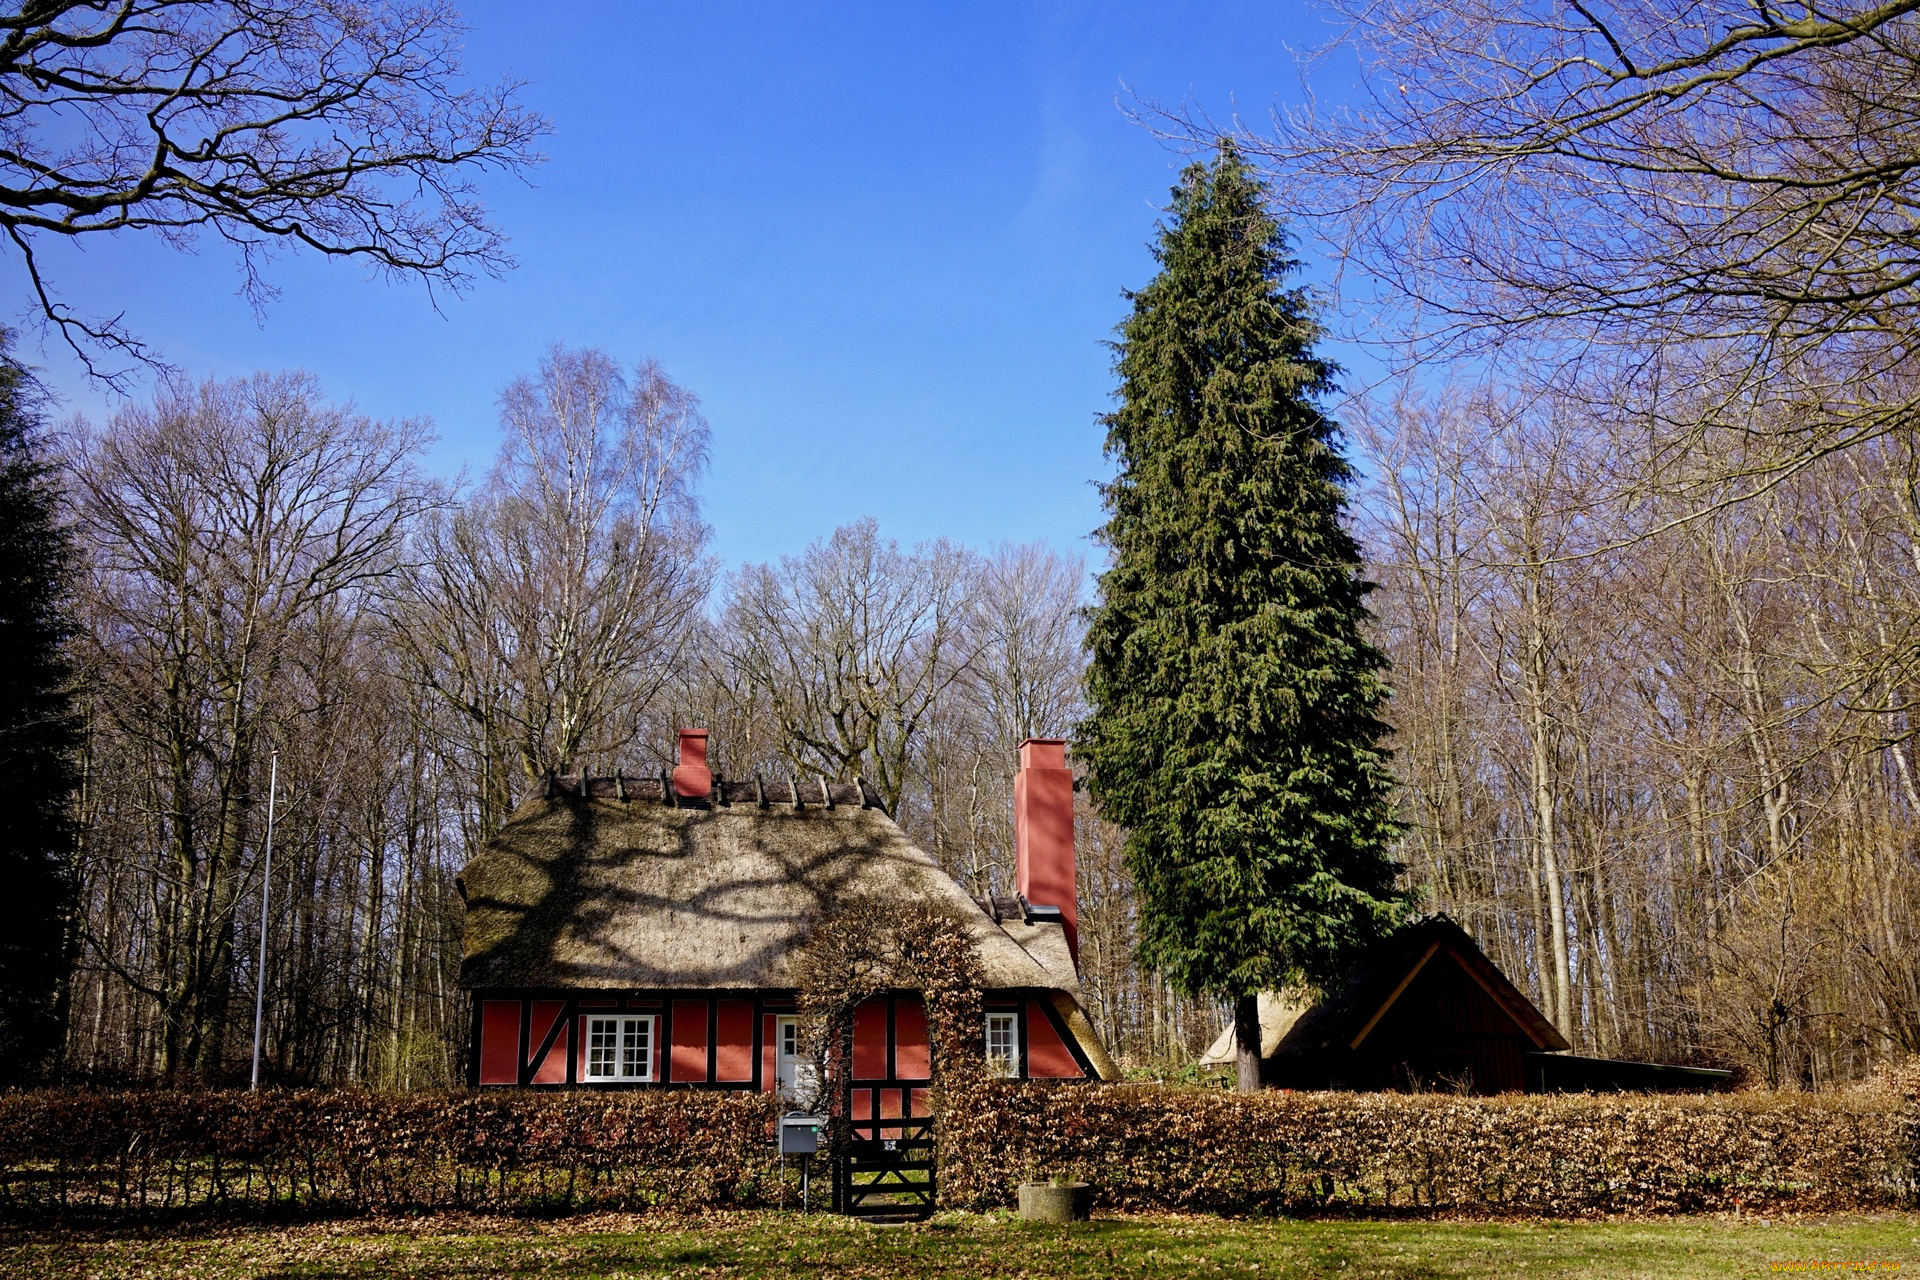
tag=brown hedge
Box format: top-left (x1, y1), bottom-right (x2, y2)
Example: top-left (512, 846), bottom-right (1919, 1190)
top-left (2, 1084), bottom-right (1912, 1220)
top-left (938, 1081), bottom-right (1918, 1215)
top-left (0, 1090), bottom-right (786, 1217)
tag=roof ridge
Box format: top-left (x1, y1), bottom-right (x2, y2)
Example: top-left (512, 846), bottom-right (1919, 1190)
top-left (535, 773), bottom-right (878, 812)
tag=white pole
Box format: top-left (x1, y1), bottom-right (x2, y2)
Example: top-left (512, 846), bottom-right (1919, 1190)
top-left (249, 748), bottom-right (280, 1091)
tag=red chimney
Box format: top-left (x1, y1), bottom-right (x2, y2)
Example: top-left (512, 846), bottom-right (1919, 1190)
top-left (1015, 738), bottom-right (1076, 959)
top-left (672, 729), bottom-right (712, 799)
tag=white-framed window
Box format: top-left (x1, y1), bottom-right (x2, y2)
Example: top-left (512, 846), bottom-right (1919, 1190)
top-left (584, 1014), bottom-right (656, 1082)
top-left (986, 1011), bottom-right (1019, 1077)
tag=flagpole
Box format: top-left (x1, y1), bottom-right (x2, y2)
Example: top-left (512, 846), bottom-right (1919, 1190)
top-left (249, 748), bottom-right (280, 1091)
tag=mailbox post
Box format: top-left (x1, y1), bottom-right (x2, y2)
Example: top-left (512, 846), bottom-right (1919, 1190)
top-left (779, 1114), bottom-right (820, 1210)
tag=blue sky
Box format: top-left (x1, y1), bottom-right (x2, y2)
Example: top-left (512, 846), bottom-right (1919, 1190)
top-left (37, 2), bottom-right (1355, 570)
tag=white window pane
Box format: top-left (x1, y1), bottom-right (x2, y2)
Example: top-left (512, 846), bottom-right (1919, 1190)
top-left (621, 1018), bottom-right (650, 1078)
top-left (588, 1017), bottom-right (618, 1080)
top-left (986, 1013), bottom-right (1017, 1075)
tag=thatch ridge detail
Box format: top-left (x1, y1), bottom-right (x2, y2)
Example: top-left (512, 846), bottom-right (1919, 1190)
top-left (540, 773), bottom-right (871, 809)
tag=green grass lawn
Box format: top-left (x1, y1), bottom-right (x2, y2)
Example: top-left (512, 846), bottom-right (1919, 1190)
top-left (5, 1210), bottom-right (1915, 1278)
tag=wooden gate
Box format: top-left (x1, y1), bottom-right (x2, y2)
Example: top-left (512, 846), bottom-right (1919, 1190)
top-left (835, 1115), bottom-right (935, 1220)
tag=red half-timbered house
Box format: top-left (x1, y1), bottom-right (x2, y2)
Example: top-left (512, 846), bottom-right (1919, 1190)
top-left (457, 733), bottom-right (1115, 1127)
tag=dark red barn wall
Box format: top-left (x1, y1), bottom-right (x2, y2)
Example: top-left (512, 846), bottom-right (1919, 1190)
top-left (478, 1000), bottom-right (519, 1085)
top-left (1353, 952), bottom-right (1532, 1094)
top-left (670, 999), bottom-right (707, 1081)
top-left (893, 1001), bottom-right (930, 1078)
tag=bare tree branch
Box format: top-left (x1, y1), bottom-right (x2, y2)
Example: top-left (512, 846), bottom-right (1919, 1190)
top-left (0, 0), bottom-right (547, 382)
top-left (1180, 0), bottom-right (1920, 505)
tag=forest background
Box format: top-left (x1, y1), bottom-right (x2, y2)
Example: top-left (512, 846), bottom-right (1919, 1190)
top-left (38, 0), bottom-right (1920, 1096)
top-left (60, 328), bottom-right (1917, 1094)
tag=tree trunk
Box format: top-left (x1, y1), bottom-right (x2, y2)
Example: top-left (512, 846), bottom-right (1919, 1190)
top-left (1521, 571), bottom-right (1574, 1042)
top-left (1234, 993), bottom-right (1262, 1094)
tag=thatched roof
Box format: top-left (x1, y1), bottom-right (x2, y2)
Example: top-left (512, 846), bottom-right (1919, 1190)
top-left (456, 777), bottom-right (1081, 995)
top-left (1197, 991), bottom-right (1314, 1066)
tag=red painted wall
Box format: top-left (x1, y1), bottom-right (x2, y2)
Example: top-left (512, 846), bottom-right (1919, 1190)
top-left (671, 999), bottom-right (709, 1081)
top-left (1025, 998), bottom-right (1084, 1078)
top-left (529, 1000), bottom-right (568, 1084)
top-left (893, 999), bottom-right (930, 1080)
top-left (852, 1000), bottom-right (887, 1079)
top-left (849, 1082), bottom-right (933, 1139)
top-left (715, 1000), bottom-right (755, 1082)
top-left (474, 991), bottom-right (1088, 1087)
top-left (479, 1000), bottom-right (520, 1085)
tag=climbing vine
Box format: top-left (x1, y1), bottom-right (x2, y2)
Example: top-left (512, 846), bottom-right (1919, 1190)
top-left (792, 895), bottom-right (984, 1195)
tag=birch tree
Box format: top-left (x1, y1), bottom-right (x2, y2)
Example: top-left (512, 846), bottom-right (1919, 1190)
top-left (398, 347), bottom-right (711, 836)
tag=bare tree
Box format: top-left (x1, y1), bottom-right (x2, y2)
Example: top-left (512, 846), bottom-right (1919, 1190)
top-left (398, 347), bottom-right (711, 836)
top-left (70, 371), bottom-right (433, 1076)
top-left (1217, 0), bottom-right (1920, 506)
top-left (0, 0), bottom-right (546, 377)
top-left (918, 542), bottom-right (1085, 893)
top-left (967, 543), bottom-right (1086, 747)
top-left (1357, 374), bottom-right (1920, 1085)
top-left (721, 518), bottom-right (973, 816)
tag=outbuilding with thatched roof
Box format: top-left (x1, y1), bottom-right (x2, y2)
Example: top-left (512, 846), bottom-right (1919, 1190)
top-left (1198, 915), bottom-right (1732, 1094)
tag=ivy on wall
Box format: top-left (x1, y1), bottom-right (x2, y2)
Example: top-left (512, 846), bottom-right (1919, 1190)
top-left (791, 896), bottom-right (985, 1183)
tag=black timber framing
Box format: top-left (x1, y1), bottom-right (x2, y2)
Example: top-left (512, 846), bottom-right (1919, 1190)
top-left (469, 986), bottom-right (1096, 1089)
top-left (471, 988), bottom-right (786, 1091)
top-left (981, 989), bottom-right (1096, 1081)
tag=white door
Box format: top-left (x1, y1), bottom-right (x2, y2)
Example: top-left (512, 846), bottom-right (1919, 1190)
top-left (775, 1016), bottom-right (818, 1106)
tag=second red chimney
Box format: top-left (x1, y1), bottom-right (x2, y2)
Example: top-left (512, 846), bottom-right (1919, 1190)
top-left (672, 729), bottom-right (712, 799)
top-left (1015, 738), bottom-right (1077, 959)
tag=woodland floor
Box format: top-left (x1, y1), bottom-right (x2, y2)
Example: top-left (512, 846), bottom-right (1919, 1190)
top-left (5, 1209), bottom-right (1915, 1278)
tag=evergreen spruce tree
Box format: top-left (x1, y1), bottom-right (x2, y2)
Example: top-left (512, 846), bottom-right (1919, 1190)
top-left (0, 341), bottom-right (79, 1081)
top-left (1080, 143), bottom-right (1410, 1091)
